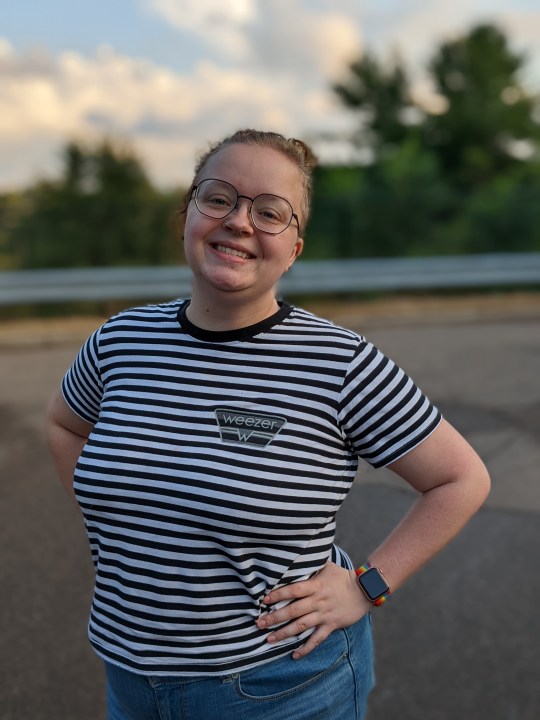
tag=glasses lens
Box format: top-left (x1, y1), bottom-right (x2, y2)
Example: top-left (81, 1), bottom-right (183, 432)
top-left (251, 195), bottom-right (293, 233)
top-left (195, 179), bottom-right (237, 218)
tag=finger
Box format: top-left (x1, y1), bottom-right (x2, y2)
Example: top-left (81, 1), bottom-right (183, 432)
top-left (266, 612), bottom-right (319, 644)
top-left (291, 627), bottom-right (331, 660)
top-left (256, 599), bottom-right (313, 629)
top-left (263, 578), bottom-right (316, 606)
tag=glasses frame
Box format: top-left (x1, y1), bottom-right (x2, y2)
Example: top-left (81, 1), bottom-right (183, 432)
top-left (190, 178), bottom-right (299, 235)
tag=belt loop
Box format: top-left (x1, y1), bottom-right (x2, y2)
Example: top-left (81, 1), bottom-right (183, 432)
top-left (221, 672), bottom-right (239, 684)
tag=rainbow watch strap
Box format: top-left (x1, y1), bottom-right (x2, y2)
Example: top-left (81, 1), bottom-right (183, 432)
top-left (355, 564), bottom-right (371, 575)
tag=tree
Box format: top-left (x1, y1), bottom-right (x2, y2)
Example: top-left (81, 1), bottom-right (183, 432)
top-left (332, 23), bottom-right (539, 187)
top-left (456, 161), bottom-right (540, 252)
top-left (306, 140), bottom-right (451, 259)
top-left (6, 140), bottom-right (182, 269)
top-left (0, 193), bottom-right (29, 269)
top-left (323, 22), bottom-right (540, 258)
top-left (425, 24), bottom-right (540, 187)
top-left (332, 52), bottom-right (418, 159)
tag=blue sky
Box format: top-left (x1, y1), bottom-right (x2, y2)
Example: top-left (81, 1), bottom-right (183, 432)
top-left (1, 0), bottom-right (539, 190)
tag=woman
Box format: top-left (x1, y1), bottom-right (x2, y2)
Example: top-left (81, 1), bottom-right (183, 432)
top-left (47, 129), bottom-right (490, 720)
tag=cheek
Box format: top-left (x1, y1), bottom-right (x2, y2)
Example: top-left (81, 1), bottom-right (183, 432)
top-left (183, 206), bottom-right (200, 239)
top-left (181, 212), bottom-right (206, 266)
top-left (183, 208), bottom-right (212, 249)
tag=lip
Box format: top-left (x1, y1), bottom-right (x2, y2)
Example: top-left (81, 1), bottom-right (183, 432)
top-left (210, 241), bottom-right (256, 261)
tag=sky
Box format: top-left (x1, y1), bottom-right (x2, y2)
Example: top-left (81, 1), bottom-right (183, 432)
top-left (1, 0), bottom-right (539, 191)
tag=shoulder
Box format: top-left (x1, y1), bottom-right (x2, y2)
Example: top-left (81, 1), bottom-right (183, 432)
top-left (100, 298), bottom-right (187, 334)
top-left (285, 305), bottom-right (366, 346)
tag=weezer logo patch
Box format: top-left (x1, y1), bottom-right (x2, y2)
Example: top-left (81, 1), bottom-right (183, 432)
top-left (214, 409), bottom-right (287, 447)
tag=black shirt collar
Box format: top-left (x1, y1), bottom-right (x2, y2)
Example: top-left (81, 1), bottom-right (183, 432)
top-left (177, 300), bottom-right (293, 342)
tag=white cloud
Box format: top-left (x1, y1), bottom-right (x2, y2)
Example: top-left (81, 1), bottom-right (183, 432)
top-left (149, 0), bottom-right (256, 30)
top-left (0, 35), bottom-right (359, 191)
top-left (1, 0), bottom-right (539, 192)
top-left (146, 0), bottom-right (362, 79)
top-left (372, 1), bottom-right (540, 92)
top-left (147, 0), bottom-right (256, 61)
top-left (0, 42), bottom-right (194, 188)
top-left (499, 10), bottom-right (540, 88)
top-left (0, 2), bottom-right (365, 191)
top-left (0, 37), bottom-right (12, 59)
top-left (310, 13), bottom-right (362, 78)
top-left (0, 44), bottom-right (193, 140)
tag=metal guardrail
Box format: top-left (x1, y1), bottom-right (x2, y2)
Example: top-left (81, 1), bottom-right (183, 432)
top-left (0, 266), bottom-right (194, 305)
top-left (1, 253), bottom-right (539, 305)
top-left (280, 253), bottom-right (540, 294)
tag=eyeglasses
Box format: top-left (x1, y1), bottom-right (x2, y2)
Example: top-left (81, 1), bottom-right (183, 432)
top-left (190, 178), bottom-right (299, 235)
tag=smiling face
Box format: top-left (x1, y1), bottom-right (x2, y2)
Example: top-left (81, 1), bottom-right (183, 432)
top-left (183, 143), bottom-right (304, 312)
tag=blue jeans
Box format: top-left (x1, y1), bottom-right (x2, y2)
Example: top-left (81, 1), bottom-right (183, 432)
top-left (105, 615), bottom-right (375, 720)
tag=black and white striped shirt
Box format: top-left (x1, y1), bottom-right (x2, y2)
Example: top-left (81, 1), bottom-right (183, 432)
top-left (62, 300), bottom-right (441, 676)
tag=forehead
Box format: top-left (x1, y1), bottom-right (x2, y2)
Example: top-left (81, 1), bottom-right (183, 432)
top-left (199, 144), bottom-right (302, 203)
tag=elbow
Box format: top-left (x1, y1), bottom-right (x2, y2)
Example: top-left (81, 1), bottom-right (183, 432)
top-left (476, 463), bottom-right (491, 509)
top-left (464, 459), bottom-right (491, 514)
top-left (481, 463), bottom-right (491, 501)
top-left (434, 455), bottom-right (491, 518)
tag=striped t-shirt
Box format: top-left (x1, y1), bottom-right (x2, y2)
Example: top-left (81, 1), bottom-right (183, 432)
top-left (62, 300), bottom-right (441, 676)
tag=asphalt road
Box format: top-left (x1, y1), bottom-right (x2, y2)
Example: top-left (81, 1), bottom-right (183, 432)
top-left (1, 307), bottom-right (539, 720)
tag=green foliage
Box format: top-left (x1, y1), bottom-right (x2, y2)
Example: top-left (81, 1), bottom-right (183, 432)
top-left (2, 140), bottom-right (183, 269)
top-left (0, 192), bottom-right (31, 269)
top-left (305, 141), bottom-right (453, 259)
top-left (332, 52), bottom-right (414, 153)
top-left (454, 163), bottom-right (540, 253)
top-left (425, 24), bottom-right (540, 187)
top-left (310, 21), bottom-right (540, 258)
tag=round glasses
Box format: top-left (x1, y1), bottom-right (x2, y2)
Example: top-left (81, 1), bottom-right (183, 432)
top-left (191, 178), bottom-right (299, 235)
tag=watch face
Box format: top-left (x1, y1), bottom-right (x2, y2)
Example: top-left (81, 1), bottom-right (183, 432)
top-left (359, 568), bottom-right (389, 600)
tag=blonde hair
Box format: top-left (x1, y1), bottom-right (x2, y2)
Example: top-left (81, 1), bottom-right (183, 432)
top-left (184, 129), bottom-right (318, 236)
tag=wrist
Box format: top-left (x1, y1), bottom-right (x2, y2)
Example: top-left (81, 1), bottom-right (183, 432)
top-left (355, 563), bottom-right (391, 606)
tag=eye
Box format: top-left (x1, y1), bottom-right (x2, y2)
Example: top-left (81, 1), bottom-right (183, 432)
top-left (253, 195), bottom-right (290, 225)
top-left (207, 194), bottom-right (232, 208)
top-left (196, 180), bottom-right (237, 211)
top-left (257, 207), bottom-right (281, 222)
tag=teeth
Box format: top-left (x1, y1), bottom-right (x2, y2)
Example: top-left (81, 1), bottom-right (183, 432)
top-left (216, 244), bottom-right (250, 259)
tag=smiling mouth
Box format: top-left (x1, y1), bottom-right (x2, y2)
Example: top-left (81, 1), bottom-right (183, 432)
top-left (213, 244), bottom-right (253, 260)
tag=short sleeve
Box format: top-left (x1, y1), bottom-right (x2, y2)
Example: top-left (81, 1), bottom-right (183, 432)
top-left (338, 340), bottom-right (441, 468)
top-left (61, 328), bottom-right (103, 424)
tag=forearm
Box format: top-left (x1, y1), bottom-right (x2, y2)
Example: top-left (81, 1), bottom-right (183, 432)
top-left (48, 422), bottom-right (88, 504)
top-left (368, 462), bottom-right (490, 594)
top-left (47, 392), bottom-right (95, 504)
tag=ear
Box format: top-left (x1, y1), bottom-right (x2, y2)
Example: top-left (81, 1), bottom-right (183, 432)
top-left (285, 238), bottom-right (304, 271)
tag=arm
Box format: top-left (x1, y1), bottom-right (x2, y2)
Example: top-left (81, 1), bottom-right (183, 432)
top-left (256, 419), bottom-right (490, 657)
top-left (365, 418), bottom-right (490, 591)
top-left (47, 391), bottom-right (95, 505)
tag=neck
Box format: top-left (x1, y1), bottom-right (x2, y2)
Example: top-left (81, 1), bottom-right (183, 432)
top-left (187, 287), bottom-right (280, 331)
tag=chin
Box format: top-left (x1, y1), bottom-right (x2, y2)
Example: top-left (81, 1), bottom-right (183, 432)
top-left (202, 273), bottom-right (252, 294)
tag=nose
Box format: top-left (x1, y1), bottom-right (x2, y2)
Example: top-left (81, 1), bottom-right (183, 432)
top-left (224, 198), bottom-right (254, 234)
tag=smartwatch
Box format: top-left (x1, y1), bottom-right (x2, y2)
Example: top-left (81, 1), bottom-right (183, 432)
top-left (355, 563), bottom-right (391, 606)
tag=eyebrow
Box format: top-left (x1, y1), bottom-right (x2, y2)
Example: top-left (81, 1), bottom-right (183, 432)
top-left (198, 178), bottom-right (296, 206)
